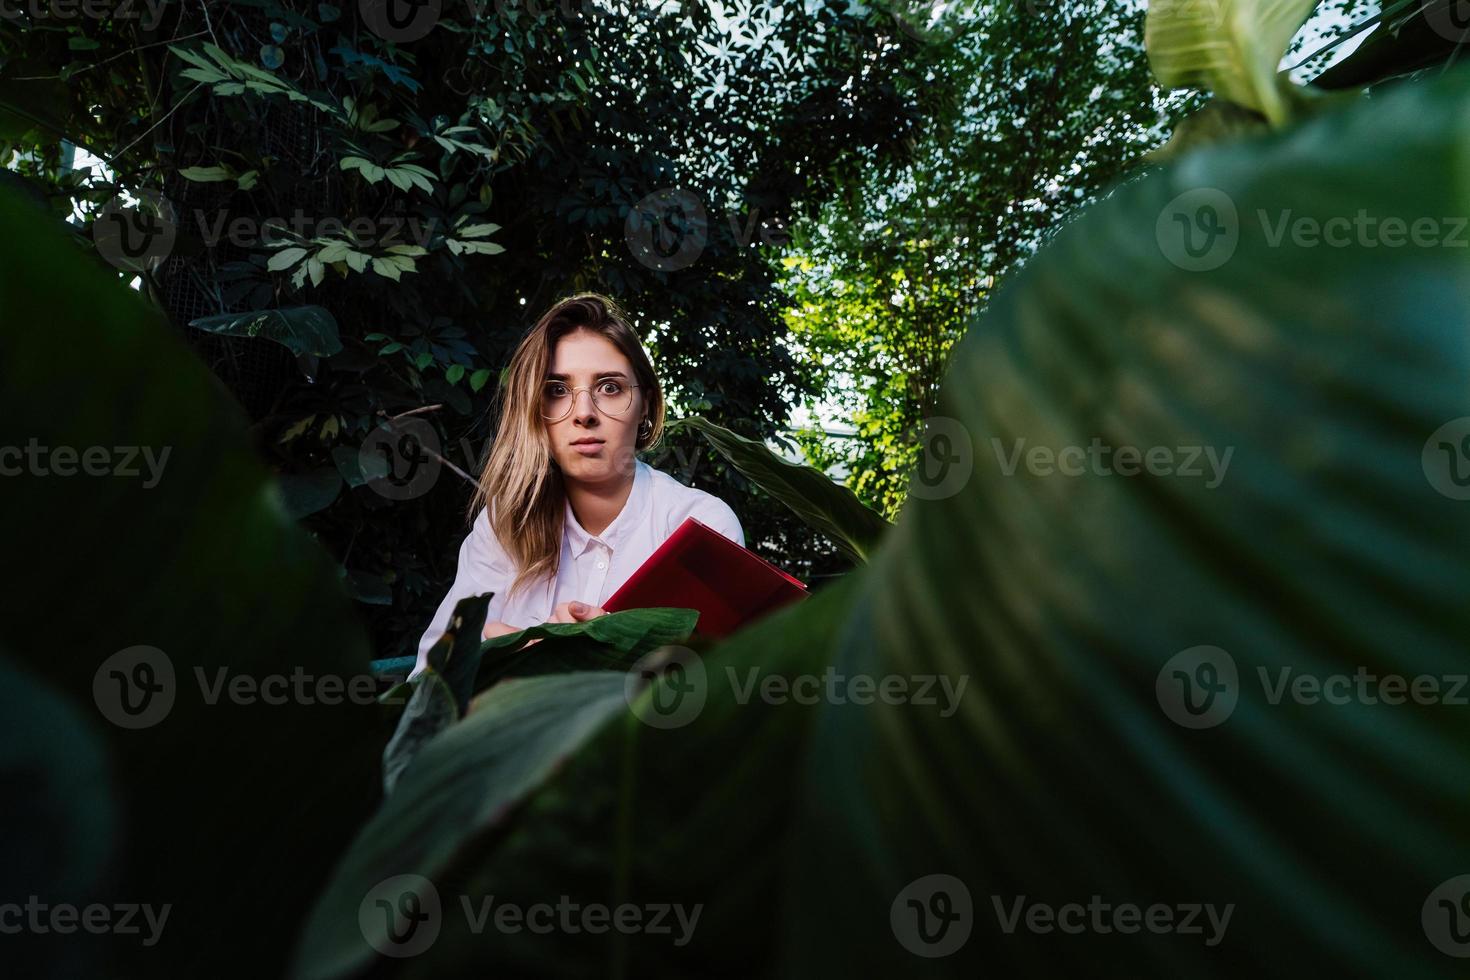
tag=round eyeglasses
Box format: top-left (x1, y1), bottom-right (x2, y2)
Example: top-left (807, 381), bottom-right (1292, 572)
top-left (541, 379), bottom-right (641, 422)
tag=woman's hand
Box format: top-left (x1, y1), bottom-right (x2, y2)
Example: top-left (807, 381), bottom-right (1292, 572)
top-left (547, 600), bottom-right (607, 624)
top-left (481, 619), bottom-right (519, 641)
top-left (481, 602), bottom-right (604, 650)
top-left (483, 618), bottom-right (544, 649)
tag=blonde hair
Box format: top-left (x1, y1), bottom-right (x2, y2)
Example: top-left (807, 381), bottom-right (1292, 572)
top-left (469, 293), bottom-right (666, 602)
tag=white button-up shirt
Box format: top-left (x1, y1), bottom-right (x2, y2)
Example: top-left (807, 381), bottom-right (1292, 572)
top-left (414, 457), bottom-right (744, 671)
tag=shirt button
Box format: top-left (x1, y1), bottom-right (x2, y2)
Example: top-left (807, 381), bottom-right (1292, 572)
top-left (596, 560), bottom-right (606, 569)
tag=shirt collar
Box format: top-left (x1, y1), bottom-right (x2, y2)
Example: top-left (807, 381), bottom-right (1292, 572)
top-left (563, 458), bottom-right (650, 557)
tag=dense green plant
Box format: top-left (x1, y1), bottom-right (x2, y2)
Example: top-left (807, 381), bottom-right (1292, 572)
top-left (780, 0), bottom-right (1191, 518)
top-left (13, 2), bottom-right (1470, 978)
top-left (287, 4), bottom-right (1470, 974)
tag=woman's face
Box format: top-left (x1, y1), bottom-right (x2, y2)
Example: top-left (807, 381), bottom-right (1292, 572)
top-left (543, 329), bottom-right (646, 484)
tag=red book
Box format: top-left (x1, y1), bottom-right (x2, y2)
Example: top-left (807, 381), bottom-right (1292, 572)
top-left (602, 516), bottom-right (810, 639)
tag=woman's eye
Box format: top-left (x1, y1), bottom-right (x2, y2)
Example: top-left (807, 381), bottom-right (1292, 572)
top-left (548, 383), bottom-right (568, 395)
top-left (599, 381), bottom-right (624, 394)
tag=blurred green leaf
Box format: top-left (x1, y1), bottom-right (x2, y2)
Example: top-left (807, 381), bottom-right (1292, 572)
top-left (1146, 0), bottom-right (1318, 124)
top-left (669, 415), bottom-right (890, 563)
top-left (0, 186), bottom-right (380, 977)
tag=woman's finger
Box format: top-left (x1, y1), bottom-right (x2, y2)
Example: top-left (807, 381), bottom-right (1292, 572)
top-left (482, 619), bottom-right (518, 640)
top-left (569, 601), bottom-right (606, 621)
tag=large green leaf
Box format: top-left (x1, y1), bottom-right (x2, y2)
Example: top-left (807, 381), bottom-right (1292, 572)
top-left (390, 576), bottom-right (862, 979)
top-left (381, 603), bottom-right (697, 793)
top-left (382, 671), bottom-right (458, 795)
top-left (190, 305), bottom-right (344, 356)
top-left (428, 593), bottom-right (494, 714)
top-left (306, 64), bottom-right (1470, 977)
top-left (293, 672), bottom-right (636, 979)
top-left (1146, 0), bottom-right (1320, 124)
top-left (473, 606), bottom-right (701, 689)
top-left (0, 187), bottom-right (382, 977)
top-left (667, 415), bottom-right (891, 563)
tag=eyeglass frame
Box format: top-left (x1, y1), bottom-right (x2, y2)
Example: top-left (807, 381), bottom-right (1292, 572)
top-left (539, 379), bottom-right (644, 422)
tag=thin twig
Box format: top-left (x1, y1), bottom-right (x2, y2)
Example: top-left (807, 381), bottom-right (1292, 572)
top-left (11, 31), bottom-right (209, 80)
top-left (384, 404), bottom-right (445, 420)
top-left (110, 82), bottom-right (204, 162)
top-left (378, 407), bottom-right (477, 485)
top-left (423, 446), bottom-right (477, 486)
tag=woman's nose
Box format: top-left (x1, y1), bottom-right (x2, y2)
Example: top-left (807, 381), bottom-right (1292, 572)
top-left (572, 388), bottom-right (599, 420)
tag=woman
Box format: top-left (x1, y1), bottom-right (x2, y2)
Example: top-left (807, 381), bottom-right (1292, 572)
top-left (413, 292), bottom-right (745, 674)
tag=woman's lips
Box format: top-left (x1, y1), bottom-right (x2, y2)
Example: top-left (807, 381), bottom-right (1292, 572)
top-left (572, 441), bottom-right (604, 455)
